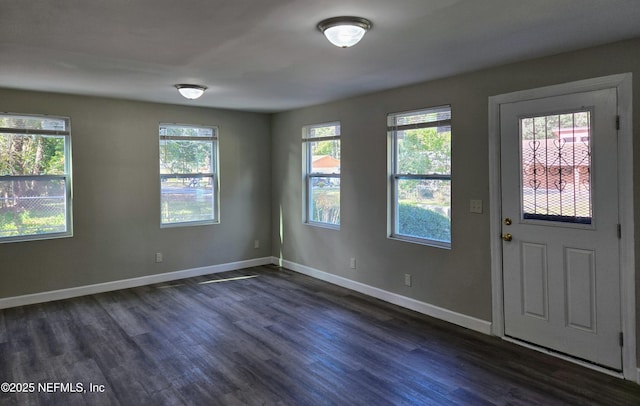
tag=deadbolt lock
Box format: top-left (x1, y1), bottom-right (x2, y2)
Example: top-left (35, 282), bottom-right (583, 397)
top-left (504, 218), bottom-right (512, 226)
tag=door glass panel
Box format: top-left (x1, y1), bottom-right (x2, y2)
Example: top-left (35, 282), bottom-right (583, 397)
top-left (520, 111), bottom-right (592, 224)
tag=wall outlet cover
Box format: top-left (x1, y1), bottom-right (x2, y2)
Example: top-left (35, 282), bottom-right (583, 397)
top-left (470, 199), bottom-right (483, 214)
top-left (404, 273), bottom-right (412, 286)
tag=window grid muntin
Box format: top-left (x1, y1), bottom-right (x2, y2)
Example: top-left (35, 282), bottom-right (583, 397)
top-left (0, 113), bottom-right (72, 243)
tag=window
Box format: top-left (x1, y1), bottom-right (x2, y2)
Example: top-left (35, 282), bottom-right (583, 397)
top-left (302, 122), bottom-right (340, 227)
top-left (0, 114), bottom-right (72, 243)
top-left (389, 106), bottom-right (451, 247)
top-left (159, 124), bottom-right (218, 227)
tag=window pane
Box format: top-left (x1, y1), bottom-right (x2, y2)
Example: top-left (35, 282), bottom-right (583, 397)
top-left (396, 127), bottom-right (450, 175)
top-left (304, 123), bottom-right (340, 139)
top-left (161, 176), bottom-right (214, 224)
top-left (159, 125), bottom-right (215, 137)
top-left (0, 115), bottom-right (67, 131)
top-left (396, 178), bottom-right (450, 242)
top-left (388, 107), bottom-right (451, 126)
top-left (160, 140), bottom-right (213, 174)
top-left (520, 111), bottom-right (592, 224)
top-left (303, 121), bottom-right (341, 227)
top-left (0, 179), bottom-right (67, 238)
top-left (310, 177), bottom-right (340, 225)
top-left (0, 134), bottom-right (66, 176)
top-left (309, 140), bottom-right (340, 174)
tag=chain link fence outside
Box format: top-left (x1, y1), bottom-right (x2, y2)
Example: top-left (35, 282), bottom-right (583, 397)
top-left (0, 196), bottom-right (66, 237)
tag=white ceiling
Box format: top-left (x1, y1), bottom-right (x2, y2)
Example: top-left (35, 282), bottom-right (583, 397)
top-left (2, 0), bottom-right (640, 113)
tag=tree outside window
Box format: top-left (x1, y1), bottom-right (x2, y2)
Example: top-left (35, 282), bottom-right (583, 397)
top-left (0, 114), bottom-right (72, 243)
top-left (389, 107), bottom-right (451, 247)
top-left (159, 124), bottom-right (218, 226)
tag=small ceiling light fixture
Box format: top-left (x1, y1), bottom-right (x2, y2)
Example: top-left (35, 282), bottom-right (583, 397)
top-left (175, 84), bottom-right (207, 100)
top-left (317, 16), bottom-right (372, 48)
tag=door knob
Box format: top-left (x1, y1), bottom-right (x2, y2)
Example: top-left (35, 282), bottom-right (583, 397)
top-left (502, 233), bottom-right (513, 242)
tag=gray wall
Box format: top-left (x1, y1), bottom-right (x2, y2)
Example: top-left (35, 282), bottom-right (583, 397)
top-left (0, 90), bottom-right (272, 298)
top-left (2, 37), bottom-right (640, 364)
top-left (271, 37), bottom-right (640, 345)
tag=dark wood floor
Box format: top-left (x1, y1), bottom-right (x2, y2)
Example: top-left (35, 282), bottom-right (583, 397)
top-left (1, 265), bottom-right (639, 405)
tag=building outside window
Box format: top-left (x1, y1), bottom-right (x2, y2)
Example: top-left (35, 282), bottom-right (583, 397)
top-left (0, 114), bottom-right (72, 243)
top-left (388, 106), bottom-right (451, 248)
top-left (160, 124), bottom-right (218, 227)
top-left (302, 122), bottom-right (341, 227)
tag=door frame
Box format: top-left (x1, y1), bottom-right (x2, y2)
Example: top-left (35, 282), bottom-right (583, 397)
top-left (488, 73), bottom-right (636, 381)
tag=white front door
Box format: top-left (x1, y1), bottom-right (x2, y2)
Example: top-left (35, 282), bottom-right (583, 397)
top-left (500, 88), bottom-right (622, 370)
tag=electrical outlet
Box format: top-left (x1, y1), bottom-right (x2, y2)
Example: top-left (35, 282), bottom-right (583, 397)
top-left (404, 273), bottom-right (412, 287)
top-left (155, 252), bottom-right (163, 263)
top-left (470, 199), bottom-right (483, 214)
top-left (254, 239), bottom-right (260, 249)
top-left (350, 257), bottom-right (356, 269)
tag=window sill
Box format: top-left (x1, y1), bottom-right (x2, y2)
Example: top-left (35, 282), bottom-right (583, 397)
top-left (305, 221), bottom-right (340, 231)
top-left (0, 231), bottom-right (73, 244)
top-left (161, 220), bottom-right (218, 229)
top-left (388, 234), bottom-right (451, 250)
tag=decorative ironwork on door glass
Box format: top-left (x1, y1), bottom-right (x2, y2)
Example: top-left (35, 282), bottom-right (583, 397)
top-left (520, 111), bottom-right (592, 224)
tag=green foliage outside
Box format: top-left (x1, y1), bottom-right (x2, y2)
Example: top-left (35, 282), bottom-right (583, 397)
top-left (395, 126), bottom-right (451, 242)
top-left (312, 140), bottom-right (340, 159)
top-left (0, 135), bottom-right (65, 176)
top-left (161, 196), bottom-right (214, 224)
top-left (306, 123), bottom-right (341, 225)
top-left (0, 116), bottom-right (68, 237)
top-left (397, 203), bottom-right (450, 242)
top-left (397, 127), bottom-right (450, 175)
top-left (160, 126), bottom-right (214, 175)
top-left (161, 177), bottom-right (214, 224)
top-left (160, 126), bottom-right (216, 224)
top-left (160, 140), bottom-right (213, 174)
top-left (311, 185), bottom-right (340, 225)
top-left (0, 208), bottom-right (65, 238)
top-left (397, 127), bottom-right (450, 205)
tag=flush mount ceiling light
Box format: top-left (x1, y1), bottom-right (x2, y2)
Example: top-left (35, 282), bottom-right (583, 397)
top-left (317, 16), bottom-right (372, 48)
top-left (175, 84), bottom-right (207, 100)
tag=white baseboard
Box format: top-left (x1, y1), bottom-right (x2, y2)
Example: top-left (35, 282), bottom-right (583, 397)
top-left (272, 257), bottom-right (492, 335)
top-left (2, 256), bottom-right (493, 337)
top-left (0, 257), bottom-right (273, 310)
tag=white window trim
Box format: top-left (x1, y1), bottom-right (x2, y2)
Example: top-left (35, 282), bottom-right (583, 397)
top-left (159, 123), bottom-right (219, 228)
top-left (302, 121), bottom-right (341, 229)
top-left (0, 114), bottom-right (73, 244)
top-left (388, 106), bottom-right (452, 249)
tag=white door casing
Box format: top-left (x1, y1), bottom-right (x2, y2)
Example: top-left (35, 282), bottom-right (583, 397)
top-left (488, 74), bottom-right (636, 380)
